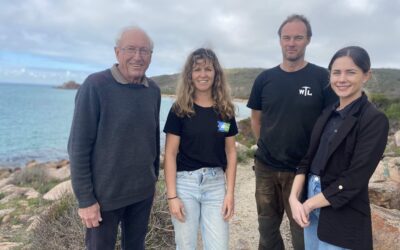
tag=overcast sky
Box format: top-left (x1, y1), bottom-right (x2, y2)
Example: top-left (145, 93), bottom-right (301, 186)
top-left (1, 0), bottom-right (398, 85)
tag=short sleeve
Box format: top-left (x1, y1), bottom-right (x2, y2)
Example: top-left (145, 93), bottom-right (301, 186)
top-left (226, 117), bottom-right (238, 137)
top-left (247, 72), bottom-right (265, 110)
top-left (163, 108), bottom-right (182, 136)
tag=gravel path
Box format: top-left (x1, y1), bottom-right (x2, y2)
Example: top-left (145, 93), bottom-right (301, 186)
top-left (229, 161), bottom-right (294, 250)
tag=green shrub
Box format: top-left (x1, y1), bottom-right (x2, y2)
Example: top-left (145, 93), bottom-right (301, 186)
top-left (386, 103), bottom-right (400, 120)
top-left (370, 93), bottom-right (391, 110)
top-left (9, 167), bottom-right (59, 194)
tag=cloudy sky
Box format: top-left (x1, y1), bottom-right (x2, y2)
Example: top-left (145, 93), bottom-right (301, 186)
top-left (1, 0), bottom-right (398, 85)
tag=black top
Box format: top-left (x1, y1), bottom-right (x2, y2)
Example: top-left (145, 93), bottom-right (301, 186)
top-left (247, 63), bottom-right (337, 171)
top-left (68, 69), bottom-right (160, 211)
top-left (310, 97), bottom-right (362, 175)
top-left (163, 103), bottom-right (238, 172)
top-left (296, 93), bottom-right (389, 249)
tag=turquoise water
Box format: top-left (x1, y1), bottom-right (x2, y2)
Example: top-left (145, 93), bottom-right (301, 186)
top-left (0, 83), bottom-right (250, 167)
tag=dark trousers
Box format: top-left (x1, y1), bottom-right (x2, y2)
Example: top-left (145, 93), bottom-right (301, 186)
top-left (86, 196), bottom-right (154, 250)
top-left (254, 159), bottom-right (304, 250)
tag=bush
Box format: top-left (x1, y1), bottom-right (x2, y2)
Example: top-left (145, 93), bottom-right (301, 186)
top-left (27, 183), bottom-right (174, 250)
top-left (370, 93), bottom-right (400, 131)
top-left (386, 103), bottom-right (400, 120)
top-left (27, 194), bottom-right (85, 250)
top-left (236, 118), bottom-right (256, 148)
top-left (370, 93), bottom-right (391, 110)
top-left (10, 167), bottom-right (59, 194)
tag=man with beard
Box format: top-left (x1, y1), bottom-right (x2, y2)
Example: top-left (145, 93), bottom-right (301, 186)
top-left (247, 14), bottom-right (337, 250)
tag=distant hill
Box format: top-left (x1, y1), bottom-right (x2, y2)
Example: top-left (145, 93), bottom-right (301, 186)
top-left (151, 68), bottom-right (400, 99)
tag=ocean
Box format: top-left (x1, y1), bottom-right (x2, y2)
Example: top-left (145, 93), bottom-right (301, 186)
top-left (0, 83), bottom-right (250, 167)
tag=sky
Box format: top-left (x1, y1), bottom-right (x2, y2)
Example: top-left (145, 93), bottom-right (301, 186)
top-left (0, 0), bottom-right (399, 85)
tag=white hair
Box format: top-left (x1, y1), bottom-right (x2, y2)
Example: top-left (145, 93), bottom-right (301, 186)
top-left (115, 26), bottom-right (154, 50)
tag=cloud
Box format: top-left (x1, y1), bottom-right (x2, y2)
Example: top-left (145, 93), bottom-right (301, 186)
top-left (0, 0), bottom-right (398, 84)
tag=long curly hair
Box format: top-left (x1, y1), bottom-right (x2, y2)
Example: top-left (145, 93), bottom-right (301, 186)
top-left (172, 48), bottom-right (235, 120)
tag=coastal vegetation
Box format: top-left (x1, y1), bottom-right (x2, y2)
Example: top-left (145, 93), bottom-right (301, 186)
top-left (154, 67), bottom-right (400, 130)
top-left (153, 68), bottom-right (400, 99)
top-left (0, 162), bottom-right (174, 249)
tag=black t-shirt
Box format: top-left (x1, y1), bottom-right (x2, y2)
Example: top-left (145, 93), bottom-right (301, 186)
top-left (247, 63), bottom-right (337, 171)
top-left (163, 103), bottom-right (238, 172)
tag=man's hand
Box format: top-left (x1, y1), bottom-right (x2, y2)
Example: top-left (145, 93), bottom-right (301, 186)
top-left (78, 202), bottom-right (102, 228)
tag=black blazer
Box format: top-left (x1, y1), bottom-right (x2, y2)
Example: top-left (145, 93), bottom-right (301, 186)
top-left (297, 94), bottom-right (389, 250)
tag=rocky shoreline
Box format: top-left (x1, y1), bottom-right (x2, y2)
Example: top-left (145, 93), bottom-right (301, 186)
top-left (0, 132), bottom-right (399, 249)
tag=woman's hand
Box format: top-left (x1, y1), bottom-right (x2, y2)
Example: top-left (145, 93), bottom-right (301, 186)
top-left (289, 196), bottom-right (310, 228)
top-left (168, 197), bottom-right (186, 222)
top-left (221, 192), bottom-right (235, 221)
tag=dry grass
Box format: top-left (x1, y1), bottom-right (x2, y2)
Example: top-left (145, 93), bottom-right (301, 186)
top-left (26, 183), bottom-right (174, 250)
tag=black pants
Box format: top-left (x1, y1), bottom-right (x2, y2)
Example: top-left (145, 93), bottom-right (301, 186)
top-left (86, 196), bottom-right (154, 250)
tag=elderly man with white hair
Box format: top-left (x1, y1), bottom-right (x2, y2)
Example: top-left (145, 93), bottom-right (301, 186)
top-left (68, 26), bottom-right (160, 250)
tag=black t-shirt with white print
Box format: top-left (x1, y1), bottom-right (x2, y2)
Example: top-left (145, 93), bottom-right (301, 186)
top-left (163, 103), bottom-right (238, 172)
top-left (247, 63), bottom-right (337, 171)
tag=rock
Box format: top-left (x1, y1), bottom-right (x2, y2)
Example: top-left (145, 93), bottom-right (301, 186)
top-left (250, 144), bottom-right (258, 151)
top-left (43, 180), bottom-right (73, 200)
top-left (2, 214), bottom-right (11, 223)
top-left (44, 164), bottom-right (70, 180)
top-left (0, 174), bottom-right (14, 189)
top-left (25, 160), bottom-right (38, 169)
top-left (0, 208), bottom-right (15, 218)
top-left (26, 216), bottom-right (41, 232)
top-left (371, 157), bottom-right (400, 183)
top-left (18, 214), bottom-right (30, 223)
top-left (56, 80), bottom-right (80, 89)
top-left (395, 130), bottom-right (400, 147)
top-left (0, 184), bottom-right (40, 202)
top-left (386, 157), bottom-right (400, 183)
top-left (25, 189), bottom-right (40, 199)
top-left (11, 224), bottom-right (22, 230)
top-left (0, 168), bottom-right (12, 179)
top-left (369, 181), bottom-right (400, 209)
top-left (0, 242), bottom-right (23, 250)
top-left (371, 204), bottom-right (400, 250)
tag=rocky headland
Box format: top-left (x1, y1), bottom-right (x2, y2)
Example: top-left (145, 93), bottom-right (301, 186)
top-left (55, 80), bottom-right (80, 90)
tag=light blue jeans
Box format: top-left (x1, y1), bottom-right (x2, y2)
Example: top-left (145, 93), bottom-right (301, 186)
top-left (172, 167), bottom-right (228, 250)
top-left (305, 175), bottom-right (350, 250)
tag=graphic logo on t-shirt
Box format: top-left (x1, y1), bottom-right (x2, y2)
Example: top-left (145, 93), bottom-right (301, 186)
top-left (299, 86), bottom-right (312, 96)
top-left (217, 121), bottom-right (231, 133)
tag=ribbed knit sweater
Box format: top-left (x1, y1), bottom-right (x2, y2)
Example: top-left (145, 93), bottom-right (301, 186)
top-left (68, 69), bottom-right (160, 211)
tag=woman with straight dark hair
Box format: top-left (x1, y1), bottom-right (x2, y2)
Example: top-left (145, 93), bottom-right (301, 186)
top-left (163, 48), bottom-right (237, 249)
top-left (289, 46), bottom-right (389, 250)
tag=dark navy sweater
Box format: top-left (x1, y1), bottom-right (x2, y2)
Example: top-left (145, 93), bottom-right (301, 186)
top-left (68, 69), bottom-right (160, 211)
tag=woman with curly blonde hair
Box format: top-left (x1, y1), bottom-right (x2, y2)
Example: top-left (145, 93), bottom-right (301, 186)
top-left (163, 48), bottom-right (237, 249)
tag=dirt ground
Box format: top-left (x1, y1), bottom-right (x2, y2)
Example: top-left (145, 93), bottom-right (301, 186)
top-left (228, 161), bottom-right (294, 250)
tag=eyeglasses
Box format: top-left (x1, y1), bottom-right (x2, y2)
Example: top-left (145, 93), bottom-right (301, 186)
top-left (119, 47), bottom-right (152, 56)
